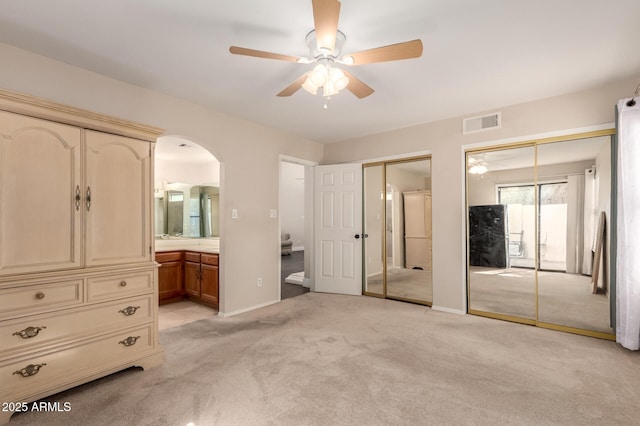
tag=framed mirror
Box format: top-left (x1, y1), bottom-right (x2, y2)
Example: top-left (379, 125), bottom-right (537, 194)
top-left (155, 185), bottom-right (219, 238)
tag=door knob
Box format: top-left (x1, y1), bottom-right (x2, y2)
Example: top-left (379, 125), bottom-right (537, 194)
top-left (355, 234), bottom-right (360, 239)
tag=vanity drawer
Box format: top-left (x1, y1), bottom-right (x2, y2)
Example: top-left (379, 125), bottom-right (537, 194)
top-left (1, 295), bottom-right (154, 356)
top-left (0, 280), bottom-right (83, 320)
top-left (155, 251), bottom-right (182, 263)
top-left (184, 252), bottom-right (201, 263)
top-left (87, 271), bottom-right (153, 302)
top-left (0, 325), bottom-right (154, 399)
top-left (202, 254), bottom-right (218, 266)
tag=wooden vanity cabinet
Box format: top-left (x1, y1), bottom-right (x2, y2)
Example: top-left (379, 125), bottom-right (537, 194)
top-left (183, 252), bottom-right (219, 309)
top-left (184, 252), bottom-right (201, 299)
top-left (200, 254), bottom-right (219, 307)
top-left (156, 251), bottom-right (184, 304)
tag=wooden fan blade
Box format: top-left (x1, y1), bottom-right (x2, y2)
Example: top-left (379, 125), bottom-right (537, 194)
top-left (312, 0), bottom-right (341, 52)
top-left (342, 70), bottom-right (374, 99)
top-left (229, 46), bottom-right (300, 62)
top-left (345, 39), bottom-right (423, 65)
top-left (277, 73), bottom-right (310, 97)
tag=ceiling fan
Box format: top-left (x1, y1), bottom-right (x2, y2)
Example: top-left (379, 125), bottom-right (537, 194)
top-left (229, 0), bottom-right (423, 99)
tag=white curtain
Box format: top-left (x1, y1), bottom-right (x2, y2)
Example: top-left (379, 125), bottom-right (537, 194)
top-left (566, 174), bottom-right (585, 274)
top-left (616, 98), bottom-right (640, 350)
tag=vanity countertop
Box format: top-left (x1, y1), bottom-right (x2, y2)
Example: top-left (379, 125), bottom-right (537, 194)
top-left (155, 238), bottom-right (220, 254)
top-left (155, 246), bottom-right (219, 254)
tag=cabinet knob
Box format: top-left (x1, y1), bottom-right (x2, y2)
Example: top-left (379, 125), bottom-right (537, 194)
top-left (35, 291), bottom-right (45, 300)
top-left (120, 281), bottom-right (127, 287)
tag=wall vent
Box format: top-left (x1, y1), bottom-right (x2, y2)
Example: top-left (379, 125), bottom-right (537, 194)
top-left (463, 112), bottom-right (501, 134)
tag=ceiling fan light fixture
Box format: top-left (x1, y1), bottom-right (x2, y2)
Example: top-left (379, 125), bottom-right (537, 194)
top-left (302, 76), bottom-right (319, 95)
top-left (309, 64), bottom-right (329, 86)
top-left (468, 163), bottom-right (488, 175)
top-left (329, 67), bottom-right (349, 91)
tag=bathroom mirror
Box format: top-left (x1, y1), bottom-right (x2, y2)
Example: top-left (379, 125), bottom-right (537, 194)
top-left (155, 185), bottom-right (219, 238)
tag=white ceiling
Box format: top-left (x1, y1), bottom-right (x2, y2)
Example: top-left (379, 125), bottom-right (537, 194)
top-left (1, 1), bottom-right (638, 144)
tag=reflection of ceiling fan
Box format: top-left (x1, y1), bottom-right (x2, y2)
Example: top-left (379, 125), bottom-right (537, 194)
top-left (467, 156), bottom-right (488, 175)
top-left (229, 0), bottom-right (423, 99)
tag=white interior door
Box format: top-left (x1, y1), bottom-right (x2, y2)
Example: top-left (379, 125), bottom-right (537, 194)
top-left (314, 164), bottom-right (362, 295)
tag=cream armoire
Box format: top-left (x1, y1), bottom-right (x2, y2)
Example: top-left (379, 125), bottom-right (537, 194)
top-left (0, 89), bottom-right (163, 424)
top-left (403, 190), bottom-right (432, 270)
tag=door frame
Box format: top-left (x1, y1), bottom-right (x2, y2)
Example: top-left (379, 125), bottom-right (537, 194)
top-left (278, 155), bottom-right (318, 301)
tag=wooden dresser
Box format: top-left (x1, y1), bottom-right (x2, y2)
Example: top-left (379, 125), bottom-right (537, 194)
top-left (0, 89), bottom-right (164, 424)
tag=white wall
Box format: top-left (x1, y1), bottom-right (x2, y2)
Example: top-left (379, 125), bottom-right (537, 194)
top-left (155, 157), bottom-right (220, 188)
top-left (279, 162), bottom-right (305, 251)
top-left (0, 42), bottom-right (323, 316)
top-left (324, 76), bottom-right (635, 313)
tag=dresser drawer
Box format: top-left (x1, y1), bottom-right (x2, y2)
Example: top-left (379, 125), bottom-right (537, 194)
top-left (0, 325), bottom-right (154, 400)
top-left (184, 252), bottom-right (201, 263)
top-left (155, 251), bottom-right (182, 263)
top-left (0, 280), bottom-right (83, 320)
top-left (87, 271), bottom-right (153, 302)
top-left (202, 254), bottom-right (218, 266)
top-left (1, 295), bottom-right (154, 356)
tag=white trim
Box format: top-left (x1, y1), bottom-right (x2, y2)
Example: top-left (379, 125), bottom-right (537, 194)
top-left (432, 305), bottom-right (466, 315)
top-left (302, 277), bottom-right (312, 288)
top-left (463, 123), bottom-right (615, 151)
top-left (362, 150), bottom-right (433, 164)
top-left (218, 299), bottom-right (279, 317)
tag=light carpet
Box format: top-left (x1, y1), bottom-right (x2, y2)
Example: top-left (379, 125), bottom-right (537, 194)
top-left (10, 292), bottom-right (640, 425)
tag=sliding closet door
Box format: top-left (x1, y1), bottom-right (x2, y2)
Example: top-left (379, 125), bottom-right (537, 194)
top-left (466, 131), bottom-right (615, 339)
top-left (467, 146), bottom-right (536, 321)
top-left (386, 159), bottom-right (432, 304)
top-left (362, 157), bottom-right (432, 305)
top-left (363, 165), bottom-right (384, 297)
top-left (536, 136), bottom-right (613, 336)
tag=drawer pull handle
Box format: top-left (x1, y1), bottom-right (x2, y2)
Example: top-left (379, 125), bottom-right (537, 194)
top-left (13, 363), bottom-right (47, 378)
top-left (35, 291), bottom-right (45, 300)
top-left (120, 281), bottom-right (127, 287)
top-left (118, 306), bottom-right (141, 316)
top-left (13, 326), bottom-right (47, 339)
top-left (119, 336), bottom-right (141, 347)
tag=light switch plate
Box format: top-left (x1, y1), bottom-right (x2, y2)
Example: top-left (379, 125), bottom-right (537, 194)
top-left (270, 209), bottom-right (277, 218)
top-left (231, 208), bottom-right (238, 219)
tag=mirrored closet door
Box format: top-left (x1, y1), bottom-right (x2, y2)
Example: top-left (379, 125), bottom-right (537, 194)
top-left (363, 157), bottom-right (433, 305)
top-left (466, 131), bottom-right (615, 339)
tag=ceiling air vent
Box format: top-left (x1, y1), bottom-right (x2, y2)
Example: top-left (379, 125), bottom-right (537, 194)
top-left (463, 112), bottom-right (501, 134)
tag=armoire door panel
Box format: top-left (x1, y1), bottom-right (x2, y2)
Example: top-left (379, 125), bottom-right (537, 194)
top-left (0, 111), bottom-right (82, 275)
top-left (84, 131), bottom-right (151, 266)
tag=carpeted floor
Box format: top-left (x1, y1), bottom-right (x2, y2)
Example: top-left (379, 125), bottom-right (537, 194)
top-left (469, 266), bottom-right (612, 334)
top-left (10, 292), bottom-right (640, 425)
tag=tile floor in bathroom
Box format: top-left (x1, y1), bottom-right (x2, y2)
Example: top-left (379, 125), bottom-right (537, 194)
top-left (158, 300), bottom-right (218, 330)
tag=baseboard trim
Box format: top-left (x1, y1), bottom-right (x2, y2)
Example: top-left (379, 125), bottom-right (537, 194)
top-left (218, 299), bottom-right (279, 317)
top-left (432, 305), bottom-right (466, 315)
